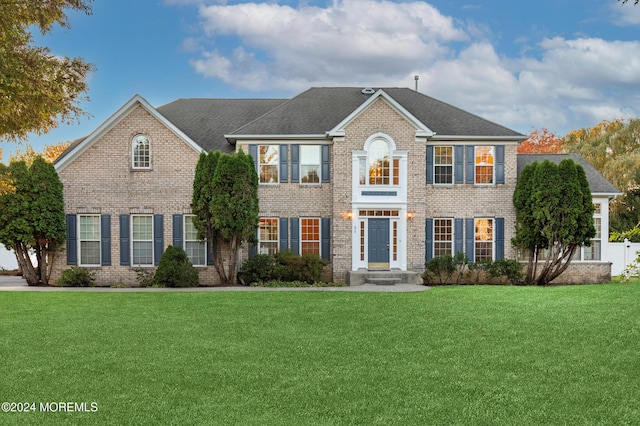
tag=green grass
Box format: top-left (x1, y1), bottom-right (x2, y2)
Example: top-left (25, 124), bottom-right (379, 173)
top-left (1, 284), bottom-right (640, 425)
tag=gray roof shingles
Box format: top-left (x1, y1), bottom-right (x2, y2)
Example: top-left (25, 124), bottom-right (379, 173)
top-left (517, 153), bottom-right (620, 195)
top-left (230, 87), bottom-right (525, 138)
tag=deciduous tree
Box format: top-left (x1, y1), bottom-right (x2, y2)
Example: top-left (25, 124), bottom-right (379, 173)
top-left (8, 141), bottom-right (71, 164)
top-left (517, 128), bottom-right (564, 154)
top-left (513, 159), bottom-right (595, 285)
top-left (0, 0), bottom-right (95, 142)
top-left (0, 157), bottom-right (66, 285)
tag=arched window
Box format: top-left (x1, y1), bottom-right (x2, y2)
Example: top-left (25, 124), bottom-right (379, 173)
top-left (132, 134), bottom-right (150, 169)
top-left (358, 136), bottom-right (399, 186)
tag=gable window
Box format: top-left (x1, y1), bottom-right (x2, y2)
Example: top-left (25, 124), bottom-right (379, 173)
top-left (132, 134), bottom-right (151, 169)
top-left (132, 215), bottom-right (153, 266)
top-left (301, 218), bottom-right (320, 255)
top-left (475, 146), bottom-right (494, 184)
top-left (79, 215), bottom-right (100, 266)
top-left (434, 146), bottom-right (453, 184)
top-left (434, 218), bottom-right (453, 257)
top-left (259, 145), bottom-right (279, 183)
top-left (259, 218), bottom-right (279, 255)
top-left (475, 218), bottom-right (494, 262)
top-left (300, 146), bottom-right (321, 184)
top-left (184, 215), bottom-right (206, 266)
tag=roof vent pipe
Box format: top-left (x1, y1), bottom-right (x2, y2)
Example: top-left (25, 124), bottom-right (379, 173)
top-left (414, 75), bottom-right (419, 91)
top-left (361, 87), bottom-right (375, 95)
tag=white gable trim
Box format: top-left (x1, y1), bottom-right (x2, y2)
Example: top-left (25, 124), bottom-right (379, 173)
top-left (55, 95), bottom-right (204, 172)
top-left (326, 89), bottom-right (436, 138)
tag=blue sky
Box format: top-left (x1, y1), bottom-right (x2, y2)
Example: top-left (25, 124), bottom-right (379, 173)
top-left (5, 0), bottom-right (640, 158)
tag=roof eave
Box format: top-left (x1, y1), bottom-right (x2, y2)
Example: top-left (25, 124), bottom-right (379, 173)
top-left (226, 134), bottom-right (329, 143)
top-left (430, 135), bottom-right (526, 142)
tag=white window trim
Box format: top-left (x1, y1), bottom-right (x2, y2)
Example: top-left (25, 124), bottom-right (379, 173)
top-left (474, 218), bottom-right (495, 262)
top-left (78, 214), bottom-right (101, 267)
top-left (360, 133), bottom-right (400, 187)
top-left (131, 134), bottom-right (151, 170)
top-left (300, 145), bottom-right (321, 185)
top-left (259, 144), bottom-right (280, 184)
top-left (131, 214), bottom-right (154, 267)
top-left (434, 146), bottom-right (454, 186)
top-left (184, 215), bottom-right (206, 267)
top-left (474, 146), bottom-right (495, 186)
top-left (433, 218), bottom-right (454, 258)
top-left (300, 217), bottom-right (321, 256)
top-left (258, 217), bottom-right (279, 255)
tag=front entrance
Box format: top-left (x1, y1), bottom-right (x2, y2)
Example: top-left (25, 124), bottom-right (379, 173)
top-left (368, 218), bottom-right (390, 268)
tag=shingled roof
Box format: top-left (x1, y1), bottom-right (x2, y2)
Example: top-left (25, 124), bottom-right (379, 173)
top-left (517, 153), bottom-right (620, 195)
top-left (157, 98), bottom-right (286, 152)
top-left (229, 87), bottom-right (525, 138)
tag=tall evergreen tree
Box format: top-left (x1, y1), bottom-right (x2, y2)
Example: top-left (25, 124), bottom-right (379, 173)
top-left (513, 159), bottom-right (595, 285)
top-left (0, 157), bottom-right (65, 285)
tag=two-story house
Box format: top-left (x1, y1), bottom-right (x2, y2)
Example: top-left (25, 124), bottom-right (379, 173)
top-left (53, 87), bottom-right (618, 286)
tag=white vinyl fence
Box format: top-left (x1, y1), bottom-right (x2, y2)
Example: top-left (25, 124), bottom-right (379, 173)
top-left (608, 241), bottom-right (640, 276)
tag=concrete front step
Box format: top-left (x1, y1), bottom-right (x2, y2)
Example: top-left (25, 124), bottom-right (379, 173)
top-left (347, 270), bottom-right (422, 286)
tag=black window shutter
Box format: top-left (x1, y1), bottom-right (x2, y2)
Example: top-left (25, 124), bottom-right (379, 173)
top-left (66, 214), bottom-right (77, 265)
top-left (426, 146), bottom-right (434, 184)
top-left (495, 218), bottom-right (504, 260)
top-left (465, 218), bottom-right (475, 263)
top-left (101, 215), bottom-right (111, 266)
top-left (290, 218), bottom-right (300, 255)
top-left (280, 145), bottom-right (288, 183)
top-left (321, 218), bottom-right (330, 261)
top-left (321, 145), bottom-right (330, 183)
top-left (172, 214), bottom-right (183, 249)
top-left (455, 146), bottom-right (464, 184)
top-left (153, 214), bottom-right (164, 266)
top-left (495, 145), bottom-right (505, 184)
top-left (119, 215), bottom-right (130, 266)
top-left (291, 145), bottom-right (300, 183)
top-left (248, 145), bottom-right (258, 172)
top-left (465, 146), bottom-right (475, 184)
top-left (425, 218), bottom-right (433, 262)
top-left (279, 217), bottom-right (289, 251)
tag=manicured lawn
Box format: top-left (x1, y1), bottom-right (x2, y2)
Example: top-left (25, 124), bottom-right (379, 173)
top-left (1, 284), bottom-right (639, 425)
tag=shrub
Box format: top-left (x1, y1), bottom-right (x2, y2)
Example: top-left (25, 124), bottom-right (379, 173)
top-left (239, 250), bottom-right (328, 285)
top-left (153, 246), bottom-right (199, 288)
top-left (487, 259), bottom-right (524, 285)
top-left (422, 253), bottom-right (468, 285)
top-left (238, 253), bottom-right (274, 285)
top-left (57, 267), bottom-right (95, 287)
top-left (134, 267), bottom-right (155, 288)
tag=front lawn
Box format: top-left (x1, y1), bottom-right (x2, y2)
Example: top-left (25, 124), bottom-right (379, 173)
top-left (1, 284), bottom-right (639, 425)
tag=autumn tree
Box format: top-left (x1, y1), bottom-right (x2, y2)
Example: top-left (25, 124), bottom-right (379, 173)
top-left (191, 150), bottom-right (259, 285)
top-left (0, 157), bottom-right (66, 285)
top-left (513, 159), bottom-right (595, 285)
top-left (7, 141), bottom-right (71, 164)
top-left (517, 128), bottom-right (564, 154)
top-left (0, 0), bottom-right (95, 142)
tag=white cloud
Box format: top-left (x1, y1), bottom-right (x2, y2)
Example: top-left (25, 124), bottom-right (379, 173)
top-left (181, 0), bottom-right (640, 135)
top-left (610, 2), bottom-right (640, 26)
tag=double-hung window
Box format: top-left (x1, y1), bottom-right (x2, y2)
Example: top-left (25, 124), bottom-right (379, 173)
top-left (132, 134), bottom-right (151, 169)
top-left (184, 215), bottom-right (206, 266)
top-left (434, 146), bottom-right (453, 184)
top-left (475, 146), bottom-right (494, 184)
top-left (434, 218), bottom-right (453, 257)
top-left (259, 218), bottom-right (279, 255)
top-left (132, 215), bottom-right (153, 266)
top-left (300, 146), bottom-right (321, 184)
top-left (583, 203), bottom-right (602, 261)
top-left (79, 215), bottom-right (100, 266)
top-left (301, 218), bottom-right (320, 255)
top-left (259, 145), bottom-right (279, 183)
top-left (474, 218), bottom-right (494, 262)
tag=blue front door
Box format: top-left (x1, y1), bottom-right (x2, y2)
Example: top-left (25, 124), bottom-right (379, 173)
top-left (368, 218), bottom-right (390, 265)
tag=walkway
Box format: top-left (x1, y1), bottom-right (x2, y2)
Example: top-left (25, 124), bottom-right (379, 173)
top-left (0, 275), bottom-right (428, 293)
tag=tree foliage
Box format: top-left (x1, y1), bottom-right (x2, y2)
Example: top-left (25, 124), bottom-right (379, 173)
top-left (513, 159), bottom-right (595, 285)
top-left (619, 0), bottom-right (639, 5)
top-left (0, 157), bottom-right (66, 285)
top-left (7, 141), bottom-right (71, 164)
top-left (191, 150), bottom-right (259, 285)
top-left (517, 128), bottom-right (564, 154)
top-left (0, 0), bottom-right (95, 141)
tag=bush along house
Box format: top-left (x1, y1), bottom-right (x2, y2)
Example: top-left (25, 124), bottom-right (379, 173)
top-left (53, 87), bottom-right (619, 285)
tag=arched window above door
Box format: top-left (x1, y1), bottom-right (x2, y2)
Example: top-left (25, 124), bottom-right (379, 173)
top-left (359, 134), bottom-right (399, 186)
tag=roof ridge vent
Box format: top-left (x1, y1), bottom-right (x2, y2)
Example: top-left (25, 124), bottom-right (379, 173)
top-left (361, 87), bottom-right (375, 95)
